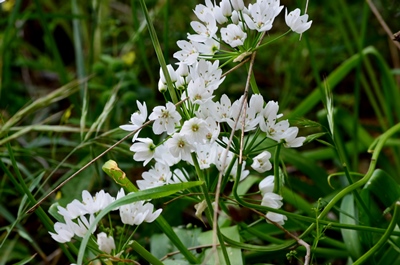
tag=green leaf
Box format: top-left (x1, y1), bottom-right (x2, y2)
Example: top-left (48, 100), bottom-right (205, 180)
top-left (340, 193), bottom-right (362, 260)
top-left (197, 226), bottom-right (243, 265)
top-left (364, 169), bottom-right (400, 207)
top-left (151, 227), bottom-right (202, 262)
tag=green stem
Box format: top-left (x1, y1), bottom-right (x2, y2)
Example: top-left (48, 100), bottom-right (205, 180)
top-left (318, 123), bottom-right (400, 220)
top-left (137, 0), bottom-right (178, 104)
top-left (353, 201), bottom-right (400, 265)
top-left (273, 143), bottom-right (282, 194)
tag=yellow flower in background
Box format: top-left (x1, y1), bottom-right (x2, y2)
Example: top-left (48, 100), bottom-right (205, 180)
top-left (121, 51), bottom-right (136, 66)
top-left (2, 0), bottom-right (14, 12)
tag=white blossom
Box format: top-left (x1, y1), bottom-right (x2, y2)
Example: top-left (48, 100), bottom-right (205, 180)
top-left (285, 8), bottom-right (312, 34)
top-left (117, 189), bottom-right (162, 226)
top-left (259, 175), bottom-right (274, 195)
top-left (266, 212), bottom-right (287, 225)
top-left (130, 138), bottom-right (156, 166)
top-left (243, 1), bottom-right (283, 32)
top-left (251, 151), bottom-right (272, 173)
top-left (221, 24), bottom-right (247, 48)
top-left (280, 126), bottom-right (306, 148)
top-left (165, 133), bottom-right (194, 163)
top-left (97, 232), bottom-right (116, 254)
top-left (188, 12), bottom-right (218, 43)
top-left (261, 192), bottom-right (283, 209)
top-left (137, 163), bottom-right (172, 190)
top-left (173, 40), bottom-right (200, 65)
top-left (231, 0), bottom-right (245, 11)
top-left (186, 78), bottom-right (214, 105)
top-left (49, 221), bottom-right (75, 243)
top-left (149, 102), bottom-right (182, 135)
top-left (81, 190), bottom-right (115, 215)
top-left (181, 117), bottom-right (211, 143)
top-left (120, 101), bottom-right (147, 142)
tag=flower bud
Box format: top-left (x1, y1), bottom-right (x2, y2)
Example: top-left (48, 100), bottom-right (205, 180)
top-left (231, 0), bottom-right (244, 11)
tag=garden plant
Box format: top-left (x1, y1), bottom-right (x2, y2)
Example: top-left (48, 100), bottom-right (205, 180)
top-left (1, 0), bottom-right (400, 264)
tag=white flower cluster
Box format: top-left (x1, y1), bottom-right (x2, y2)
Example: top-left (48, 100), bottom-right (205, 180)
top-left (259, 175), bottom-right (287, 225)
top-left (119, 0), bottom-right (312, 226)
top-left (172, 0), bottom-right (312, 65)
top-left (49, 189), bottom-right (162, 254)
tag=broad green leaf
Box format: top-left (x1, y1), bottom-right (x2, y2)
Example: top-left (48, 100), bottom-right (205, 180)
top-left (197, 226), bottom-right (243, 265)
top-left (340, 194), bottom-right (362, 260)
top-left (151, 227), bottom-right (202, 263)
top-left (364, 169), bottom-right (400, 207)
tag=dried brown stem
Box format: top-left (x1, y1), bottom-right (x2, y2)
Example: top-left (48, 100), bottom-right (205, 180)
top-left (366, 0), bottom-right (400, 50)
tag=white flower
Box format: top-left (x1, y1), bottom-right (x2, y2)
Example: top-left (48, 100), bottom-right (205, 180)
top-left (81, 190), bottom-right (115, 215)
top-left (181, 117), bottom-right (211, 144)
top-left (154, 144), bottom-right (180, 166)
top-left (231, 0), bottom-right (245, 11)
top-left (195, 143), bottom-right (217, 169)
top-left (57, 200), bottom-right (87, 220)
top-left (280, 127), bottom-right (306, 148)
top-left (173, 40), bottom-right (200, 65)
top-left (188, 12), bottom-right (218, 43)
top-left (266, 211), bottom-right (287, 225)
top-left (193, 0), bottom-right (215, 22)
top-left (97, 232), bottom-right (116, 254)
top-left (221, 24), bottom-right (247, 48)
top-left (251, 151), bottom-right (272, 173)
top-left (117, 189), bottom-right (162, 226)
top-left (204, 116), bottom-right (220, 143)
top-left (249, 94), bottom-right (265, 115)
top-left (213, 94), bottom-right (232, 123)
top-left (285, 8), bottom-right (312, 34)
top-left (137, 163), bottom-right (172, 190)
top-left (259, 175), bottom-right (274, 195)
top-left (176, 63), bottom-right (189, 77)
top-left (159, 64), bottom-right (178, 85)
top-left (130, 138), bottom-right (156, 166)
top-left (49, 221), bottom-right (75, 243)
top-left (229, 95), bottom-right (260, 132)
top-left (68, 214), bottom-right (96, 238)
top-left (165, 133), bottom-right (194, 163)
top-left (186, 78), bottom-right (214, 105)
top-left (243, 1), bottom-right (283, 32)
top-left (198, 38), bottom-right (221, 56)
top-left (219, 0), bottom-right (232, 17)
top-left (120, 101), bottom-right (147, 141)
top-left (213, 5), bottom-right (228, 24)
top-left (149, 102), bottom-right (182, 135)
top-left (190, 59), bottom-right (225, 91)
top-left (261, 192), bottom-right (283, 209)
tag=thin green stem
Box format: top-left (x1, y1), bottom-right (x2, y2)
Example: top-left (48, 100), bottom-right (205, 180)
top-left (138, 0), bottom-right (178, 104)
top-left (318, 123), bottom-right (400, 220)
top-left (353, 201), bottom-right (400, 265)
top-left (273, 143), bottom-right (282, 194)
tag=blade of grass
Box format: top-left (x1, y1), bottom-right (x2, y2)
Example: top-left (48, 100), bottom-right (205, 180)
top-left (0, 76), bottom-right (91, 139)
top-left (138, 0), bottom-right (178, 104)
